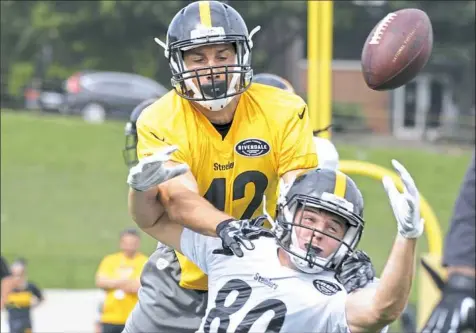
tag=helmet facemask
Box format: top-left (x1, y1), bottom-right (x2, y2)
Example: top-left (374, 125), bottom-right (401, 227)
top-left (155, 26), bottom-right (260, 112)
top-left (274, 194), bottom-right (364, 274)
top-left (122, 121), bottom-right (138, 168)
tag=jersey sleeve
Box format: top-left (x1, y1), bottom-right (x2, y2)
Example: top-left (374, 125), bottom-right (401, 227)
top-left (180, 228), bottom-right (220, 275)
top-left (136, 106), bottom-right (191, 166)
top-left (278, 104), bottom-right (318, 177)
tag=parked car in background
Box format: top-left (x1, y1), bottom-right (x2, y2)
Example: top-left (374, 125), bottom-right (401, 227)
top-left (61, 71), bottom-right (168, 123)
top-left (24, 78), bottom-right (65, 113)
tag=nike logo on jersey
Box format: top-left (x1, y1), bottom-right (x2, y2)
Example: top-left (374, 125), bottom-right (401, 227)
top-left (254, 273), bottom-right (278, 290)
top-left (150, 132), bottom-right (167, 143)
top-left (298, 107), bottom-right (307, 119)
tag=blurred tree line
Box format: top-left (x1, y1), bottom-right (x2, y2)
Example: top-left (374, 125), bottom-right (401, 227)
top-left (1, 0), bottom-right (474, 111)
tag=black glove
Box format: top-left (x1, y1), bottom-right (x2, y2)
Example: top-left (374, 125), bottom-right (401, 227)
top-left (421, 269), bottom-right (475, 333)
top-left (336, 250), bottom-right (376, 293)
top-left (214, 219), bottom-right (256, 257)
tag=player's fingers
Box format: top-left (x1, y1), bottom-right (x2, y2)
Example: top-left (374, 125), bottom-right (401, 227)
top-left (164, 164), bottom-right (190, 180)
top-left (230, 242), bottom-right (243, 257)
top-left (142, 145), bottom-right (179, 164)
top-left (464, 304), bottom-right (475, 328)
top-left (382, 176), bottom-right (399, 211)
top-left (447, 309), bottom-right (461, 333)
top-left (163, 145), bottom-right (179, 156)
top-left (422, 309), bottom-right (440, 333)
top-left (237, 236), bottom-right (255, 251)
top-left (391, 159), bottom-right (418, 196)
top-left (339, 269), bottom-right (354, 282)
top-left (129, 161), bottom-right (144, 176)
top-left (126, 172), bottom-right (137, 186)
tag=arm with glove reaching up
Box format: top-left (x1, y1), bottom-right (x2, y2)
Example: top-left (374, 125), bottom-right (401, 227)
top-left (343, 160), bottom-right (425, 333)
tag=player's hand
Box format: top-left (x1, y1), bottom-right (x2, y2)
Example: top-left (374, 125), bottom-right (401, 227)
top-left (382, 159), bottom-right (424, 239)
top-left (127, 146), bottom-right (189, 192)
top-left (421, 272), bottom-right (475, 333)
top-left (215, 219), bottom-right (257, 257)
top-left (336, 250), bottom-right (376, 293)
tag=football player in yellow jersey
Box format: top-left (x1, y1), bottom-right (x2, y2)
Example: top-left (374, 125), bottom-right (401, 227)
top-left (124, 2), bottom-right (316, 332)
top-left (95, 228), bottom-right (147, 333)
top-left (5, 259), bottom-right (43, 333)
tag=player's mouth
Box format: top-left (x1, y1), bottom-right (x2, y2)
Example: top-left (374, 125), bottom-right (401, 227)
top-left (306, 244), bottom-right (323, 256)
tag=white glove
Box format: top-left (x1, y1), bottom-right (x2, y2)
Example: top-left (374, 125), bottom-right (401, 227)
top-left (127, 145), bottom-right (189, 192)
top-left (382, 159), bottom-right (424, 239)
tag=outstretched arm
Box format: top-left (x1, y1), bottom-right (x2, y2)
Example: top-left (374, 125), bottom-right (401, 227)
top-left (345, 160), bottom-right (424, 332)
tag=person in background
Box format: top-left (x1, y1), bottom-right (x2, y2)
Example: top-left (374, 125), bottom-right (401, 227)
top-left (1, 256), bottom-right (17, 310)
top-left (95, 228), bottom-right (147, 333)
top-left (421, 152), bottom-right (475, 332)
top-left (5, 258), bottom-right (44, 333)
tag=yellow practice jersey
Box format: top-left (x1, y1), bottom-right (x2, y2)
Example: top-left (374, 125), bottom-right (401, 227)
top-left (95, 252), bottom-right (147, 325)
top-left (136, 83), bottom-right (318, 290)
top-left (6, 282), bottom-right (43, 315)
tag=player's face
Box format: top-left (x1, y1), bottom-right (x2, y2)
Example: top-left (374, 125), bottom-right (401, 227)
top-left (293, 208), bottom-right (348, 258)
top-left (11, 265), bottom-right (25, 279)
top-left (183, 43), bottom-right (237, 88)
top-left (120, 234), bottom-right (140, 256)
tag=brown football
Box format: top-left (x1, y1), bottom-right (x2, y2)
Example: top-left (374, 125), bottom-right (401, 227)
top-left (361, 8), bottom-right (433, 91)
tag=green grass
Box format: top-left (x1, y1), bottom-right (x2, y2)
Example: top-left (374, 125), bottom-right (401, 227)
top-left (1, 110), bottom-right (472, 302)
top-left (1, 110), bottom-right (158, 288)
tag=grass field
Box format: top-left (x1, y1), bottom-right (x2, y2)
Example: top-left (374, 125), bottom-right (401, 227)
top-left (1, 110), bottom-right (473, 303)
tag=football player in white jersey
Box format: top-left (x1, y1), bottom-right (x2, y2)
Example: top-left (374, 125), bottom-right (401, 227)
top-left (140, 158), bottom-right (424, 332)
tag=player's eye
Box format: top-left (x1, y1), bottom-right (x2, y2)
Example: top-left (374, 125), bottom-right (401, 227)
top-left (303, 216), bottom-right (315, 224)
top-left (329, 221), bottom-right (343, 234)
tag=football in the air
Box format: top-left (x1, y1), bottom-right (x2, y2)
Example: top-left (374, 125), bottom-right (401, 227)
top-left (361, 8), bottom-right (433, 91)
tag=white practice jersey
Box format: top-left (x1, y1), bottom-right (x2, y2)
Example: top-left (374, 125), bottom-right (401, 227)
top-left (181, 229), bottom-right (388, 333)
